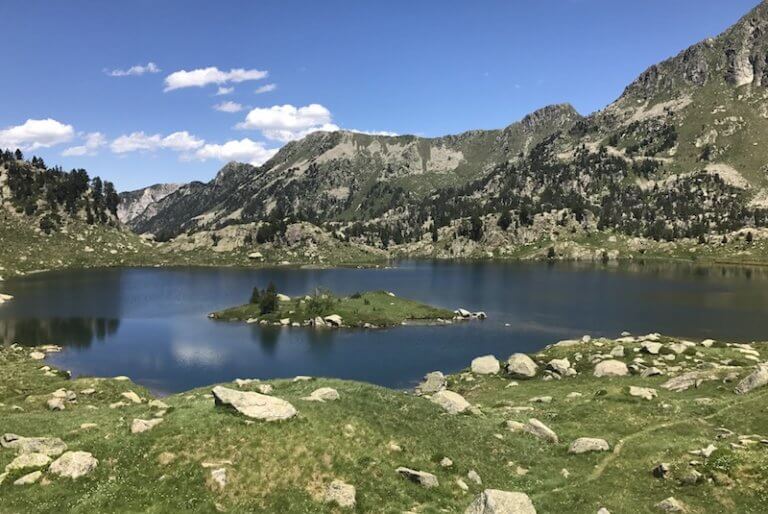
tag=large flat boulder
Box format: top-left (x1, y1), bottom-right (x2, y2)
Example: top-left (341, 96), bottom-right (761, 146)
top-left (593, 360), bottom-right (629, 377)
top-left (430, 390), bottom-right (471, 414)
top-left (212, 386), bottom-right (297, 421)
top-left (465, 489), bottom-right (537, 514)
top-left (49, 451), bottom-right (98, 479)
top-left (1, 434), bottom-right (67, 457)
top-left (506, 354), bottom-right (538, 378)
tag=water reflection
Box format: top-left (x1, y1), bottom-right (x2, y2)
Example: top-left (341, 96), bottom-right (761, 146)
top-left (0, 317), bottom-right (120, 347)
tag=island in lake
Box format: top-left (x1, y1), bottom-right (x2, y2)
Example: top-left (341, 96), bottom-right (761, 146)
top-left (210, 287), bottom-right (485, 328)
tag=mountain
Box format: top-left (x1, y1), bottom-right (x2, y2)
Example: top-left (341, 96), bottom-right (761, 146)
top-left (128, 1), bottom-right (768, 259)
top-left (118, 183), bottom-right (181, 224)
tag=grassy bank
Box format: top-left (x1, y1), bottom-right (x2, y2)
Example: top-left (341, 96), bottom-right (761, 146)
top-left (211, 290), bottom-right (457, 328)
top-left (1, 333), bottom-right (767, 513)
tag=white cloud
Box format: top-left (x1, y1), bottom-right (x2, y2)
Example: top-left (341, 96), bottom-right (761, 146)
top-left (110, 130), bottom-right (204, 154)
top-left (105, 62), bottom-right (160, 77)
top-left (215, 86), bottom-right (234, 96)
top-left (254, 83), bottom-right (277, 94)
top-left (0, 118), bottom-right (75, 151)
top-left (213, 101), bottom-right (243, 113)
top-left (194, 138), bottom-right (278, 166)
top-left (164, 67), bottom-right (268, 92)
top-left (236, 103), bottom-right (339, 142)
top-left (62, 132), bottom-right (106, 156)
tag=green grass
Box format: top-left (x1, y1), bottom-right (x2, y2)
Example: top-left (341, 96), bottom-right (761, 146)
top-left (211, 290), bottom-right (456, 327)
top-left (1, 333), bottom-right (767, 512)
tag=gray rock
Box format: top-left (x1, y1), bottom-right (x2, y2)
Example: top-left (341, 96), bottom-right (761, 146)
top-left (655, 497), bottom-right (685, 512)
top-left (49, 451), bottom-right (98, 479)
top-left (661, 371), bottom-right (717, 392)
top-left (652, 463), bottom-right (670, 479)
top-left (131, 418), bottom-right (164, 434)
top-left (472, 355), bottom-right (501, 375)
top-left (416, 371), bottom-right (447, 395)
top-left (641, 342), bottom-right (663, 355)
top-left (629, 386), bottom-right (658, 401)
top-left (593, 360), bottom-right (629, 377)
top-left (464, 489), bottom-right (537, 514)
top-left (121, 391), bottom-right (142, 404)
top-left (506, 354), bottom-right (538, 379)
top-left (324, 314), bottom-right (343, 327)
top-left (302, 387), bottom-right (340, 402)
top-left (516, 418), bottom-right (559, 444)
top-left (568, 438), bottom-right (610, 454)
top-left (641, 367), bottom-right (664, 378)
top-left (210, 468), bottom-right (227, 490)
top-left (396, 467), bottom-right (439, 488)
top-left (13, 470), bottom-right (42, 485)
top-left (1, 434), bottom-right (67, 457)
top-left (431, 390), bottom-right (471, 414)
top-left (4, 453), bottom-right (52, 472)
top-left (212, 386), bottom-right (297, 421)
top-left (324, 479), bottom-right (356, 508)
top-left (467, 469), bottom-right (482, 485)
top-left (47, 397), bottom-right (66, 411)
top-left (547, 358), bottom-right (571, 376)
top-left (734, 365), bottom-right (768, 394)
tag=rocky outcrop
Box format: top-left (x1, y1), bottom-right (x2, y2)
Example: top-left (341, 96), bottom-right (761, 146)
top-left (465, 489), bottom-right (537, 514)
top-left (212, 386), bottom-right (297, 421)
top-left (118, 183), bottom-right (182, 224)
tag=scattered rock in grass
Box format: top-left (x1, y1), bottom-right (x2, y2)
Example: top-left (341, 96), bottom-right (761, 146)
top-left (440, 457), bottom-right (453, 468)
top-left (256, 384), bottom-right (273, 395)
top-left (1, 434), bottom-right (67, 457)
top-left (655, 497), bottom-right (686, 512)
top-left (652, 463), bottom-right (670, 479)
top-left (594, 360), bottom-right (629, 377)
top-left (210, 468), bottom-right (227, 490)
top-left (387, 441), bottom-right (402, 452)
top-left (568, 438), bottom-right (610, 454)
top-left (396, 467), bottom-right (439, 488)
top-left (47, 397), bottom-right (66, 411)
top-left (131, 418), bottom-right (164, 434)
top-left (547, 358), bottom-right (571, 376)
top-left (506, 354), bottom-right (538, 379)
top-left (566, 392), bottom-right (583, 399)
top-left (5, 453), bottom-right (51, 472)
top-left (641, 342), bottom-right (663, 355)
top-left (467, 469), bottom-right (482, 485)
top-left (661, 371), bottom-right (717, 392)
top-left (560, 468), bottom-right (570, 478)
top-left (416, 371), bottom-right (447, 395)
top-left (79, 423), bottom-right (98, 430)
top-left (641, 367), bottom-right (664, 378)
top-left (49, 451), bottom-right (98, 479)
top-left (509, 418), bottom-right (559, 444)
top-left (149, 399), bottom-right (169, 410)
top-left (734, 365), bottom-right (768, 394)
top-left (80, 388), bottom-right (97, 395)
top-left (680, 470), bottom-right (702, 485)
top-left (301, 387), bottom-right (340, 402)
top-left (472, 355), bottom-right (501, 375)
top-left (456, 478), bottom-right (469, 491)
top-left (324, 479), bottom-right (356, 509)
top-left (598, 508), bottom-right (611, 514)
top-left (109, 401), bottom-right (128, 409)
top-left (529, 396), bottom-right (552, 403)
top-left (629, 386), bottom-right (658, 401)
top-left (212, 386), bottom-right (297, 421)
top-left (14, 471), bottom-right (42, 485)
top-left (29, 351), bottom-right (46, 361)
top-left (464, 489), bottom-right (537, 514)
top-left (157, 452), bottom-right (176, 465)
top-left (431, 390), bottom-right (471, 414)
top-left (689, 444), bottom-right (716, 458)
top-left (610, 346), bottom-right (625, 358)
top-left (121, 391), bottom-right (142, 404)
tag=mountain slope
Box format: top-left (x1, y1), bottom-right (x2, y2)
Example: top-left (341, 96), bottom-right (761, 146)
top-left (118, 183), bottom-right (181, 224)
top-left (128, 1), bottom-right (768, 260)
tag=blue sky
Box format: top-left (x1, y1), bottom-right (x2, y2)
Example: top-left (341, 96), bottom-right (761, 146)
top-left (0, 0), bottom-right (760, 191)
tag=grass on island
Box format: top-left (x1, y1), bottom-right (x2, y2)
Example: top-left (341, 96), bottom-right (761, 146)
top-left (211, 289), bottom-right (456, 327)
top-left (1, 334), bottom-right (768, 513)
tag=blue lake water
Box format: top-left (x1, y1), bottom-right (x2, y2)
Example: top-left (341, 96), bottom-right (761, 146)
top-left (1, 261), bottom-right (767, 394)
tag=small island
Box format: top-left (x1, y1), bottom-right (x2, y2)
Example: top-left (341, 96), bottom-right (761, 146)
top-left (209, 285), bottom-right (481, 328)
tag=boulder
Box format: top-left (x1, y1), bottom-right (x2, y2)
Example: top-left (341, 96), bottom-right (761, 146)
top-left (121, 391), bottom-right (142, 404)
top-left (655, 497), bottom-right (686, 512)
top-left (29, 351), bottom-right (46, 361)
top-left (547, 358), bottom-right (571, 376)
top-left (506, 354), bottom-right (538, 379)
top-left (324, 314), bottom-right (343, 327)
top-left (568, 438), bottom-right (610, 454)
top-left (13, 471), bottom-right (42, 486)
top-left (661, 371), bottom-right (717, 392)
top-left (324, 479), bottom-right (356, 509)
top-left (210, 468), bottom-right (227, 490)
top-left (734, 365), bottom-right (768, 394)
top-left (47, 397), bottom-right (66, 411)
top-left (455, 308), bottom-right (472, 318)
top-left (49, 451), bottom-right (98, 479)
top-left (247, 252), bottom-right (263, 260)
top-left (131, 418), bottom-right (164, 434)
top-left (302, 387), bottom-right (340, 402)
top-left (629, 386), bottom-right (658, 401)
top-left (1, 434), bottom-right (67, 457)
top-left (395, 467), bottom-right (439, 488)
top-left (472, 355), bottom-right (501, 375)
top-left (464, 489), bottom-right (537, 514)
top-left (593, 360), bottom-right (628, 377)
top-left (520, 418), bottom-right (558, 444)
top-left (5, 453), bottom-right (51, 472)
top-left (430, 390), bottom-right (471, 414)
top-left (276, 294), bottom-right (291, 302)
top-left (212, 386), bottom-right (297, 421)
top-left (416, 371), bottom-right (446, 395)
top-left (641, 342), bottom-right (663, 355)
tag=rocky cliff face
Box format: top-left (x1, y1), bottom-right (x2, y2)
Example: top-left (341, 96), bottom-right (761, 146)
top-left (129, 1), bottom-right (768, 255)
top-left (118, 183), bottom-right (181, 224)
